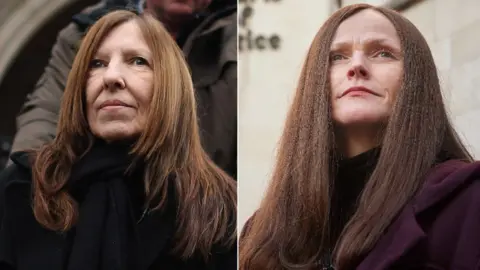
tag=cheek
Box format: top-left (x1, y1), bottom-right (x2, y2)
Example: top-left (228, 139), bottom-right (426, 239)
top-left (85, 76), bottom-right (102, 120)
top-left (136, 76), bottom-right (154, 110)
top-left (329, 66), bottom-right (348, 88)
top-left (329, 66), bottom-right (346, 101)
top-left (381, 65), bottom-right (403, 97)
top-left (85, 76), bottom-right (102, 105)
top-left (329, 67), bottom-right (340, 85)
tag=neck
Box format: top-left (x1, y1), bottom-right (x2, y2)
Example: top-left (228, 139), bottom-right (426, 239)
top-left (336, 125), bottom-right (383, 158)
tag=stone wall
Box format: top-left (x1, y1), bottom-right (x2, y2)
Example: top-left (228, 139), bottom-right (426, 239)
top-left (402, 0), bottom-right (480, 159)
top-left (0, 0), bottom-right (25, 27)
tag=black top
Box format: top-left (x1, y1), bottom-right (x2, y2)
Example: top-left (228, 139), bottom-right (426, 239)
top-left (321, 147), bottom-right (380, 268)
top-left (330, 148), bottom-right (380, 245)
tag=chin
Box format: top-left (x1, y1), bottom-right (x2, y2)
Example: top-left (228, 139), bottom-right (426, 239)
top-left (333, 103), bottom-right (390, 125)
top-left (92, 127), bottom-right (140, 143)
top-left (334, 111), bottom-right (389, 127)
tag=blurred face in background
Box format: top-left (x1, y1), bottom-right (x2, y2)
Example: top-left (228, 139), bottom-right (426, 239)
top-left (329, 9), bottom-right (403, 130)
top-left (86, 20), bottom-right (153, 142)
top-left (146, 0), bottom-right (212, 23)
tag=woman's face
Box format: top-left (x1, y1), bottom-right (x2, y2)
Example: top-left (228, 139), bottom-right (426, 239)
top-left (329, 9), bottom-right (403, 128)
top-left (86, 20), bottom-right (153, 142)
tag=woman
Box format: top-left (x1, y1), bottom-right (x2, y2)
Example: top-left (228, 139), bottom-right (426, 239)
top-left (0, 10), bottom-right (236, 270)
top-left (240, 4), bottom-right (480, 270)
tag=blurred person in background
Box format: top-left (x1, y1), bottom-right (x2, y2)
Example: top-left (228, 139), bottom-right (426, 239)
top-left (0, 137), bottom-right (11, 169)
top-left (239, 4), bottom-right (480, 270)
top-left (8, 0), bottom-right (237, 179)
top-left (0, 10), bottom-right (236, 270)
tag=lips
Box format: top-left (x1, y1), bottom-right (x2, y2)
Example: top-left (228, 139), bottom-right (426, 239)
top-left (99, 99), bottom-right (132, 109)
top-left (341, 86), bottom-right (379, 97)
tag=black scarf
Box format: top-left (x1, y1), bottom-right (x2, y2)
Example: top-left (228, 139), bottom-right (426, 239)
top-left (63, 139), bottom-right (143, 270)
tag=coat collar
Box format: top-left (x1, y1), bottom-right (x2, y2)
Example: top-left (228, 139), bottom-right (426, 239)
top-left (4, 151), bottom-right (33, 187)
top-left (9, 151), bottom-right (31, 170)
top-left (357, 159), bottom-right (480, 270)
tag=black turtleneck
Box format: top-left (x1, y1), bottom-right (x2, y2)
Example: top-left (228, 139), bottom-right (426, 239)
top-left (328, 147), bottom-right (380, 250)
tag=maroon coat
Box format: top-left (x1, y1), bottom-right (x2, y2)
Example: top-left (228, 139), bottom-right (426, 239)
top-left (241, 160), bottom-right (480, 269)
top-left (359, 159), bottom-right (480, 269)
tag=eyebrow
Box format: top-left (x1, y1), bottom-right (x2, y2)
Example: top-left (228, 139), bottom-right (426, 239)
top-left (94, 47), bottom-right (152, 58)
top-left (330, 37), bottom-right (400, 51)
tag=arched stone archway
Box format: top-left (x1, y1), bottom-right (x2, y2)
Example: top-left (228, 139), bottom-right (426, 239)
top-left (0, 0), bottom-right (78, 84)
top-left (0, 0), bottom-right (97, 164)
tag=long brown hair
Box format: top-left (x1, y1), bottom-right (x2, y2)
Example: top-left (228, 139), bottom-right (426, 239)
top-left (239, 4), bottom-right (472, 269)
top-left (31, 10), bottom-right (236, 259)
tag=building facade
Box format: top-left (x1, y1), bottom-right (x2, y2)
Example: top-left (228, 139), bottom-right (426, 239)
top-left (239, 0), bottom-right (480, 228)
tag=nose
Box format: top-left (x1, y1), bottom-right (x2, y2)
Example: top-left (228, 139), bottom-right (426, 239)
top-left (347, 52), bottom-right (369, 80)
top-left (102, 62), bottom-right (125, 91)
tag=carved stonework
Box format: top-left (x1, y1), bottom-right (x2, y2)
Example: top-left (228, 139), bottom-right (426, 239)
top-left (0, 0), bottom-right (24, 26)
top-left (0, 0), bottom-right (77, 84)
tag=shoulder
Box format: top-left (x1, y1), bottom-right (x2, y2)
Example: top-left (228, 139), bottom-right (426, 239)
top-left (446, 160), bottom-right (480, 203)
top-left (219, 11), bottom-right (237, 57)
top-left (59, 22), bottom-right (83, 45)
top-left (203, 7), bottom-right (237, 61)
top-left (0, 162), bottom-right (30, 187)
top-left (415, 159), bottom-right (480, 223)
top-left (440, 160), bottom-right (480, 206)
top-left (415, 159), bottom-right (480, 211)
top-left (221, 11), bottom-right (237, 38)
top-left (0, 159), bottom-right (33, 222)
top-left (415, 160), bottom-right (480, 267)
top-left (427, 159), bottom-right (480, 184)
top-left (0, 152), bottom-right (33, 193)
top-left (0, 164), bottom-right (20, 193)
top-left (49, 23), bottom-right (83, 55)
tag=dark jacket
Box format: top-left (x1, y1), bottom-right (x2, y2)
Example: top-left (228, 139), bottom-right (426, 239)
top-left (10, 1), bottom-right (237, 178)
top-left (0, 151), bottom-right (236, 270)
top-left (242, 160), bottom-right (480, 269)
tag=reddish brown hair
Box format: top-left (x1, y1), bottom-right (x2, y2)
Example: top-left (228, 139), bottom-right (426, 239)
top-left (31, 10), bottom-right (236, 259)
top-left (239, 4), bottom-right (472, 269)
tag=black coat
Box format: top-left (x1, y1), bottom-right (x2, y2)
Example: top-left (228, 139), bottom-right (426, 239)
top-left (0, 152), bottom-right (236, 270)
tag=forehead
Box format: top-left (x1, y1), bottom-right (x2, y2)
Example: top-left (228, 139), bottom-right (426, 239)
top-left (332, 9), bottom-right (400, 45)
top-left (96, 20), bottom-right (151, 54)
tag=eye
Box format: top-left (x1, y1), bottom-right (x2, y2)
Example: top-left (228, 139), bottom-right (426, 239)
top-left (89, 59), bottom-right (106, 68)
top-left (374, 50), bottom-right (395, 58)
top-left (330, 54), bottom-right (347, 62)
top-left (131, 57), bottom-right (149, 66)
